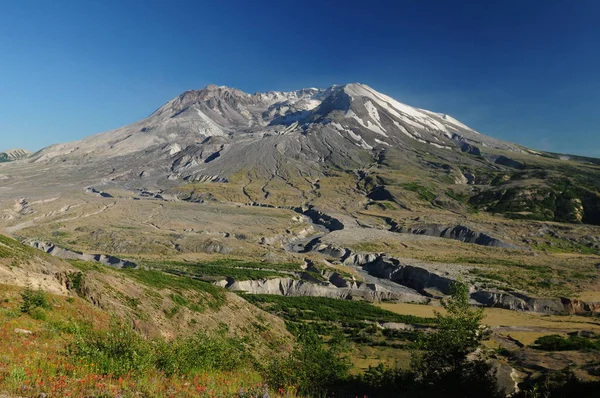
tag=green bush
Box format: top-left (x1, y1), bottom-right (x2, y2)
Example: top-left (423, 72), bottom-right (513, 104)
top-left (20, 283), bottom-right (50, 314)
top-left (121, 269), bottom-right (226, 309)
top-left (154, 332), bottom-right (247, 376)
top-left (533, 334), bottom-right (600, 351)
top-left (29, 307), bottom-right (47, 321)
top-left (68, 318), bottom-right (154, 375)
top-left (264, 325), bottom-right (350, 396)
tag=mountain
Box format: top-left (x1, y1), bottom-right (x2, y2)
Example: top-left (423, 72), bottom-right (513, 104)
top-left (25, 83), bottom-right (600, 225)
top-left (0, 148), bottom-right (31, 162)
top-left (31, 83), bottom-right (523, 178)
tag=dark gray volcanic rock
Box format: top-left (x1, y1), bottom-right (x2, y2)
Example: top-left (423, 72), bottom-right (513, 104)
top-left (389, 222), bottom-right (516, 248)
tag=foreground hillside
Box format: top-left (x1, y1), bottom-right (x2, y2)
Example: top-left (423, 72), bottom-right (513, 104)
top-left (0, 284), bottom-right (284, 397)
top-left (0, 236), bottom-right (295, 396)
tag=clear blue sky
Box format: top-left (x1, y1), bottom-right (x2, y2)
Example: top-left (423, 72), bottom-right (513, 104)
top-left (1, 0), bottom-right (599, 157)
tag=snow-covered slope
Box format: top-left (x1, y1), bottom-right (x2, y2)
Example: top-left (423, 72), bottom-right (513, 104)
top-left (29, 83), bottom-right (522, 181)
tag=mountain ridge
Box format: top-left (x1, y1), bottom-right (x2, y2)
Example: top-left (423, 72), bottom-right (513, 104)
top-left (29, 83), bottom-right (523, 174)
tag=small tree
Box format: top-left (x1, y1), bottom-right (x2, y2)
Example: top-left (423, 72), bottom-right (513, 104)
top-left (20, 281), bottom-right (49, 314)
top-left (412, 281), bottom-right (501, 397)
top-left (265, 325), bottom-right (351, 396)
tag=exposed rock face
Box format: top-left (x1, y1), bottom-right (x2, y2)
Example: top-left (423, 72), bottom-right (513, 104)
top-left (29, 240), bottom-right (137, 269)
top-left (342, 254), bottom-right (455, 296)
top-left (561, 297), bottom-right (600, 314)
top-left (493, 155), bottom-right (525, 170)
top-left (489, 361), bottom-right (523, 397)
top-left (54, 270), bottom-right (106, 309)
top-left (342, 252), bottom-right (380, 267)
top-left (297, 208), bottom-right (345, 231)
top-left (390, 265), bottom-right (455, 296)
top-left (216, 277), bottom-right (428, 303)
top-left (470, 290), bottom-right (566, 313)
top-left (86, 187), bottom-right (113, 198)
top-left (367, 186), bottom-right (395, 201)
top-left (390, 223), bottom-right (516, 248)
top-left (459, 142), bottom-right (482, 156)
top-left (316, 244), bottom-right (350, 258)
top-left (316, 244), bottom-right (599, 315)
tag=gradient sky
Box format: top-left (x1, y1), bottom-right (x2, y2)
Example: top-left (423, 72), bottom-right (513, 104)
top-left (1, 0), bottom-right (599, 157)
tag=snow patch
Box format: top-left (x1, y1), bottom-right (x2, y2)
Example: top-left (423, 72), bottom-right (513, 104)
top-left (442, 114), bottom-right (476, 132)
top-left (330, 122), bottom-right (373, 150)
top-left (364, 100), bottom-right (387, 133)
top-left (430, 142), bottom-right (451, 150)
top-left (346, 109), bottom-right (388, 136)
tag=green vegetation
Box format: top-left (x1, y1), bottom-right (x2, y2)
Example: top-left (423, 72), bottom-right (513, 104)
top-left (144, 258), bottom-right (301, 281)
top-left (469, 182), bottom-right (600, 226)
top-left (244, 295), bottom-right (434, 357)
top-left (350, 241), bottom-right (390, 253)
top-left (402, 182), bottom-right (437, 202)
top-left (446, 189), bottom-right (470, 203)
top-left (243, 294), bottom-right (434, 325)
top-left (66, 271), bottom-right (84, 291)
top-left (516, 369), bottom-right (600, 398)
top-left (0, 234), bottom-right (34, 260)
top-left (265, 326), bottom-right (351, 396)
top-left (532, 333), bottom-right (600, 351)
top-left (532, 234), bottom-right (600, 255)
top-left (170, 264), bottom-right (285, 280)
top-left (69, 259), bottom-right (107, 273)
top-left (20, 282), bottom-right (50, 314)
top-left (68, 318), bottom-right (249, 377)
top-left (193, 258), bottom-right (301, 272)
top-left (412, 282), bottom-right (492, 384)
top-left (121, 269), bottom-right (226, 309)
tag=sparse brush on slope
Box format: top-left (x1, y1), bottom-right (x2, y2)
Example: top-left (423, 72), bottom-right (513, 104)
top-left (67, 317), bottom-right (250, 377)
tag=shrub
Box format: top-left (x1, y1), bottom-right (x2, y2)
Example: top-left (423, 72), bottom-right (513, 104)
top-left (68, 317), bottom-right (250, 377)
top-left (67, 318), bottom-right (154, 375)
top-left (533, 334), bottom-right (600, 351)
top-left (264, 325), bottom-right (350, 396)
top-left (29, 307), bottom-right (47, 321)
top-left (154, 332), bottom-right (247, 376)
top-left (516, 369), bottom-right (600, 398)
top-left (20, 283), bottom-right (50, 314)
top-left (355, 363), bottom-right (415, 394)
